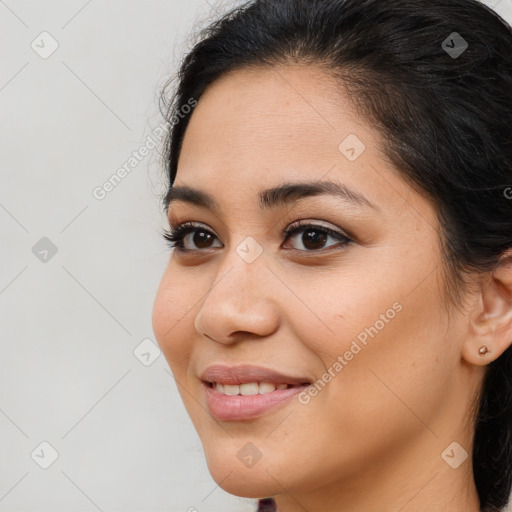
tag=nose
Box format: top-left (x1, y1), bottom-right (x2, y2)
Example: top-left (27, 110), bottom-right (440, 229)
top-left (193, 247), bottom-right (280, 345)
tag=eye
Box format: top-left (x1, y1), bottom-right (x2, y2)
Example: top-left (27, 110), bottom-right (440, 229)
top-left (162, 222), bottom-right (221, 252)
top-left (282, 220), bottom-right (352, 252)
top-left (162, 220), bottom-right (353, 253)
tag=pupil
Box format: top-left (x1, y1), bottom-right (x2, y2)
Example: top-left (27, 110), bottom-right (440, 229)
top-left (304, 229), bottom-right (326, 250)
top-left (194, 231), bottom-right (213, 248)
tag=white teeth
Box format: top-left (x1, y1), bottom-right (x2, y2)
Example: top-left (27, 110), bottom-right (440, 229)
top-left (212, 382), bottom-right (292, 395)
top-left (258, 382), bottom-right (276, 394)
top-left (239, 382), bottom-right (259, 395)
top-left (223, 384), bottom-right (240, 395)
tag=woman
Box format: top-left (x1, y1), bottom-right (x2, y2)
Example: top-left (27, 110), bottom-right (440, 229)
top-left (152, 0), bottom-right (512, 510)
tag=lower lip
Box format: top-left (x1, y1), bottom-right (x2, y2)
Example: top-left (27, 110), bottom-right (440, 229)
top-left (202, 381), bottom-right (308, 421)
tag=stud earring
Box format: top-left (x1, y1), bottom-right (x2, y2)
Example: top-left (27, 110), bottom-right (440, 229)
top-left (478, 345), bottom-right (489, 355)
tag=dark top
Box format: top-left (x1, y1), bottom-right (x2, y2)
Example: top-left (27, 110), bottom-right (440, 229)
top-left (256, 497), bottom-right (490, 510)
top-left (257, 498), bottom-right (277, 511)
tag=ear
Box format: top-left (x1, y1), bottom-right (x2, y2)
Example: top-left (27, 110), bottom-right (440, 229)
top-left (462, 249), bottom-right (512, 366)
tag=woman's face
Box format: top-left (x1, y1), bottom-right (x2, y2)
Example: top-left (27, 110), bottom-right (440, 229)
top-left (152, 65), bottom-right (479, 504)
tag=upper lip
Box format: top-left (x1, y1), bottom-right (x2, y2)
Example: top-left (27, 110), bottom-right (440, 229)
top-left (200, 364), bottom-right (311, 386)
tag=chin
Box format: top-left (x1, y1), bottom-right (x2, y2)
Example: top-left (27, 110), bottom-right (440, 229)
top-left (203, 443), bottom-right (284, 498)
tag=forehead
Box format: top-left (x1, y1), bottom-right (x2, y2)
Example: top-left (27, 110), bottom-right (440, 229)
top-left (212, 63), bottom-right (346, 115)
top-left (174, 64), bottom-right (420, 219)
top-left (181, 66), bottom-right (357, 169)
top-left (179, 64), bottom-right (358, 166)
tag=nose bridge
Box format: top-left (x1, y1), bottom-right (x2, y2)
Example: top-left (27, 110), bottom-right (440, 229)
top-left (212, 234), bottom-right (269, 296)
top-left (193, 237), bottom-right (279, 342)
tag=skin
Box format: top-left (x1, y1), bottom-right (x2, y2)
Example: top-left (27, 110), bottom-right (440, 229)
top-left (152, 64), bottom-right (512, 512)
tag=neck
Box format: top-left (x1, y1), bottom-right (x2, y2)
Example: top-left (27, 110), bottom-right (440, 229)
top-left (273, 430), bottom-right (481, 512)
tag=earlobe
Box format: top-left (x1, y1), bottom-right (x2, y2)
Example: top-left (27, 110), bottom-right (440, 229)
top-left (462, 250), bottom-right (512, 366)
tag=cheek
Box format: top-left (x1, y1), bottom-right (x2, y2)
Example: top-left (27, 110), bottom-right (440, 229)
top-left (252, 272), bottom-right (452, 490)
top-left (281, 262), bottom-right (410, 367)
top-left (290, 262), bottom-right (452, 429)
top-left (152, 269), bottom-right (196, 373)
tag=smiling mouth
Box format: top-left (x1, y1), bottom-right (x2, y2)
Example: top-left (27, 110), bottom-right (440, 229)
top-left (199, 364), bottom-right (313, 420)
top-left (203, 380), bottom-right (310, 395)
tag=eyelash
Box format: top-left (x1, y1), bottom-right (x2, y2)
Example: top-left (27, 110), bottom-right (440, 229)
top-left (162, 220), bottom-right (353, 254)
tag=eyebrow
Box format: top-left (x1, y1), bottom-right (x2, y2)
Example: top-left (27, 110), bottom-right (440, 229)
top-left (165, 180), bottom-right (379, 213)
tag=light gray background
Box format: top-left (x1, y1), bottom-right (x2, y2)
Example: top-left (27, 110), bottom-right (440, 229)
top-left (1, 1), bottom-right (511, 511)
